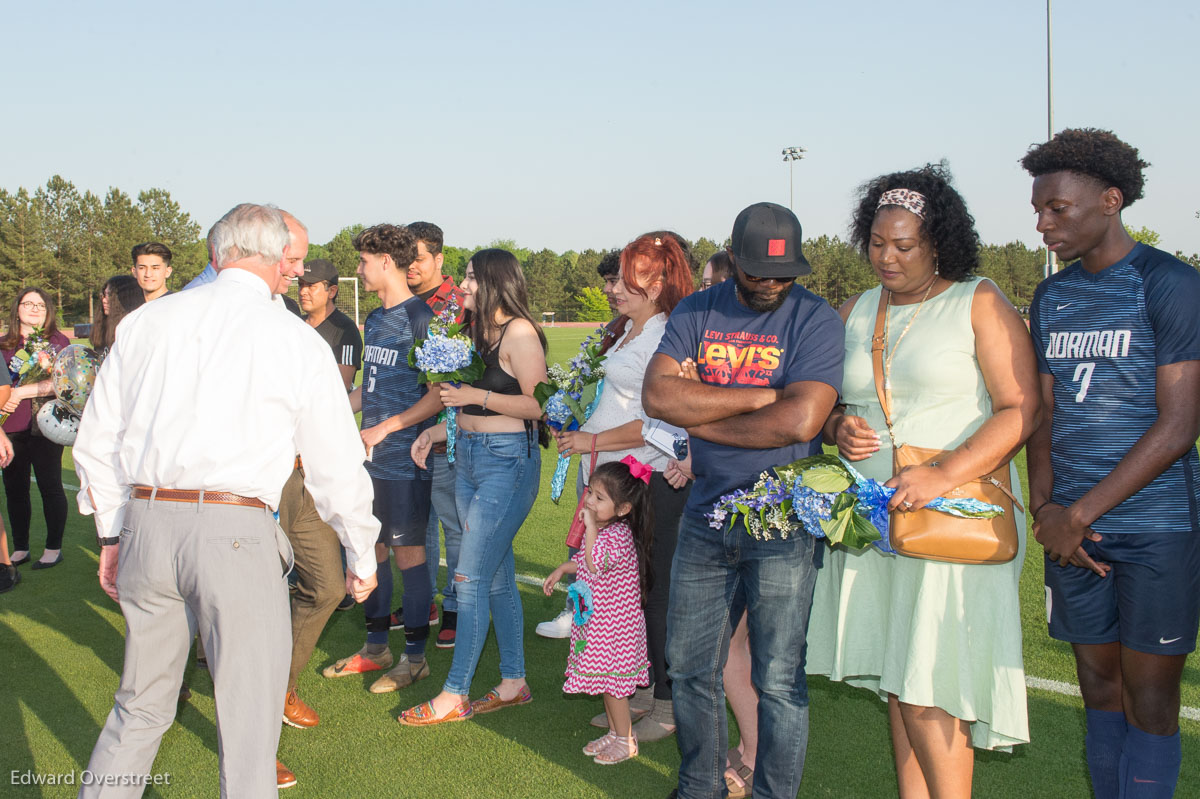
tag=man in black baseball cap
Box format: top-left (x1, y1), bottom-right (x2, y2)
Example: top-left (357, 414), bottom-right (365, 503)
top-left (644, 201), bottom-right (844, 799)
top-left (299, 259), bottom-right (361, 392)
top-left (728, 201), bottom-right (811, 312)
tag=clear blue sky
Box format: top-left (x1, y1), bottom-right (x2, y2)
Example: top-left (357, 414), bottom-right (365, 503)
top-left (4, 0), bottom-right (1197, 255)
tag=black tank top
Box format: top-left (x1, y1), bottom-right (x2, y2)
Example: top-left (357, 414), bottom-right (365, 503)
top-left (461, 323), bottom-right (521, 417)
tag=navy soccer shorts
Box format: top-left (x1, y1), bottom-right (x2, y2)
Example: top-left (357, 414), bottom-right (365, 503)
top-left (1045, 530), bottom-right (1200, 655)
top-left (372, 476), bottom-right (433, 548)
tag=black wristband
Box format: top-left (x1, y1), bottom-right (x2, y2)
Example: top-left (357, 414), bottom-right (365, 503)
top-left (97, 535), bottom-right (120, 547)
top-left (1030, 501), bottom-right (1052, 520)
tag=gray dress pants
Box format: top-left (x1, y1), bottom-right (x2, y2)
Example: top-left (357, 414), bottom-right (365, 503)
top-left (80, 496), bottom-right (292, 799)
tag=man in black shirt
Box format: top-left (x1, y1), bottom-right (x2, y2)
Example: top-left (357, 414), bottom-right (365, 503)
top-left (300, 259), bottom-right (362, 390)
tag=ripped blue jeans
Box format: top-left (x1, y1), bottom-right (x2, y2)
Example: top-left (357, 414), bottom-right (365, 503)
top-left (441, 430), bottom-right (540, 696)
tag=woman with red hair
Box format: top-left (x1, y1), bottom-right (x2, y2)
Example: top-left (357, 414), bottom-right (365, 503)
top-left (552, 231), bottom-right (695, 747)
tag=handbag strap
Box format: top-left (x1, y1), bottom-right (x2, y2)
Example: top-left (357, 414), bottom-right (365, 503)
top-left (586, 433), bottom-right (598, 477)
top-left (870, 289), bottom-right (896, 446)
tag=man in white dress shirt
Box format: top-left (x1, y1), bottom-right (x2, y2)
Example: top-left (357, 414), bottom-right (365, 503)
top-left (73, 203), bottom-right (379, 798)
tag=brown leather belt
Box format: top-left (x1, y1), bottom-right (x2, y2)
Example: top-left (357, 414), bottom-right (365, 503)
top-left (131, 486), bottom-right (266, 509)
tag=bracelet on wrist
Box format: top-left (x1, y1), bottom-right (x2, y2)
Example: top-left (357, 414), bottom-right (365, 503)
top-left (97, 535), bottom-right (120, 547)
top-left (482, 390), bottom-right (492, 411)
top-left (1030, 500), bottom-right (1051, 519)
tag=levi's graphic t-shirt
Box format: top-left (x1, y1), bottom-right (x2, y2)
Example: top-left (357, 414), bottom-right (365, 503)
top-left (655, 279), bottom-right (844, 519)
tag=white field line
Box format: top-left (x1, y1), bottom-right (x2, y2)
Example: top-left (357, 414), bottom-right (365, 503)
top-left (58, 480), bottom-right (1200, 722)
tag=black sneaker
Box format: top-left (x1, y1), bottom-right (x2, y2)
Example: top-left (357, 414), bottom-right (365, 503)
top-left (0, 564), bottom-right (19, 594)
top-left (335, 593), bottom-right (355, 612)
top-left (436, 610), bottom-right (457, 648)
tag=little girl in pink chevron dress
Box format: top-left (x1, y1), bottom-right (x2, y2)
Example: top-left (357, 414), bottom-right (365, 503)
top-left (542, 457), bottom-right (654, 765)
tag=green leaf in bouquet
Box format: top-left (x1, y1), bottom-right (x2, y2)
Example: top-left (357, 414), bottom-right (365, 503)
top-left (578, 382), bottom-right (598, 412)
top-left (818, 493), bottom-right (881, 550)
top-left (840, 512), bottom-right (883, 550)
top-left (818, 493), bottom-right (857, 545)
top-left (563, 395), bottom-right (588, 426)
top-left (801, 465), bottom-right (852, 494)
top-left (773, 452), bottom-right (850, 484)
top-left (457, 353), bottom-right (486, 384)
top-left (534, 381), bottom-right (557, 408)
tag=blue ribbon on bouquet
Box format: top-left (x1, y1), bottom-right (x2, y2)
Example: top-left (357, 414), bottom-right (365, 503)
top-left (550, 378), bottom-right (605, 502)
top-left (445, 382), bottom-right (460, 463)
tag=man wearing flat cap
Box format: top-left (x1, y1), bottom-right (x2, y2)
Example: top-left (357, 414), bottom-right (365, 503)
top-left (644, 202), bottom-right (844, 799)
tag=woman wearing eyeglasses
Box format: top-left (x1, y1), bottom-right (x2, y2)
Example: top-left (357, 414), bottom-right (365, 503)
top-left (1, 288), bottom-right (71, 570)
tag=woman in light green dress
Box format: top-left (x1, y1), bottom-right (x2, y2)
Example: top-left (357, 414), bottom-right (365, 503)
top-left (808, 164), bottom-right (1041, 798)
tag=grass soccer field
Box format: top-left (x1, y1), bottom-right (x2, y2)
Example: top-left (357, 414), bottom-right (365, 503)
top-left (1, 325), bottom-right (1197, 797)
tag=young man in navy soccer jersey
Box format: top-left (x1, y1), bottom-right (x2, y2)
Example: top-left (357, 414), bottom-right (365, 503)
top-left (322, 224), bottom-right (445, 693)
top-left (1024, 128), bottom-right (1200, 798)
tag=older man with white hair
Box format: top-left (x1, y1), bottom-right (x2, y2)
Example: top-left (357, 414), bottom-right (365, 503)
top-left (74, 203), bottom-right (379, 798)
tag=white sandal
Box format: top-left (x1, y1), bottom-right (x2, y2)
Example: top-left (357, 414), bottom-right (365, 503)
top-left (594, 733), bottom-right (638, 765)
top-left (583, 730), bottom-right (618, 756)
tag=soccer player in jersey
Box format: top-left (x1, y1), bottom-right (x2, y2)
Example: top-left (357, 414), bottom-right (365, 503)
top-left (1024, 128), bottom-right (1200, 798)
top-left (322, 224), bottom-right (444, 693)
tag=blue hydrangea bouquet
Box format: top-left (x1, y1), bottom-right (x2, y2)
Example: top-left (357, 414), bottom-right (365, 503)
top-left (408, 303), bottom-right (484, 463)
top-left (707, 453), bottom-right (1005, 549)
top-left (534, 327), bottom-right (607, 501)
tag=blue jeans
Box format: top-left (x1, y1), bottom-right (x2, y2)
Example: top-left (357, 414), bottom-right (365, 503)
top-left (442, 430), bottom-right (540, 695)
top-left (424, 450), bottom-right (463, 612)
top-left (667, 512), bottom-right (821, 799)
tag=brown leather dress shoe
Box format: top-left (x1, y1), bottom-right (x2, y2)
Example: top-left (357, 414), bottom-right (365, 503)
top-left (282, 690), bottom-right (319, 729)
top-left (276, 760), bottom-right (297, 789)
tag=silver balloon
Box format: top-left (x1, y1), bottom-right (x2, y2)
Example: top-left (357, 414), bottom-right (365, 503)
top-left (51, 344), bottom-right (100, 416)
top-left (36, 400), bottom-right (80, 446)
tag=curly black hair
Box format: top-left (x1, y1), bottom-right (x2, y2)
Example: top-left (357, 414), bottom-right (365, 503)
top-left (406, 221), bottom-right (443, 255)
top-left (596, 248), bottom-right (622, 277)
top-left (850, 162), bottom-right (980, 282)
top-left (1019, 127), bottom-right (1149, 209)
top-left (352, 223), bottom-right (416, 269)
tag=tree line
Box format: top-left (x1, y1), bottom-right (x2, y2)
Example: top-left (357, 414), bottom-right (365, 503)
top-left (3, 176), bottom-right (1197, 325)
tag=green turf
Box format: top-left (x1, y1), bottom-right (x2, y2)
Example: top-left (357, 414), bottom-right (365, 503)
top-left (1, 326), bottom-right (1197, 797)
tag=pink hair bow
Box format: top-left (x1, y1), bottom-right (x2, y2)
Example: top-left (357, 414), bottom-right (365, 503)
top-left (620, 455), bottom-right (653, 484)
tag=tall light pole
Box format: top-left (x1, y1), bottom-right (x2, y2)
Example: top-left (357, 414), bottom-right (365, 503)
top-left (782, 146), bottom-right (806, 210)
top-left (1045, 0), bottom-right (1057, 278)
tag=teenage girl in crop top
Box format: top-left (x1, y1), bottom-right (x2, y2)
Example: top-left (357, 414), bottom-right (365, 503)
top-left (400, 248), bottom-right (548, 726)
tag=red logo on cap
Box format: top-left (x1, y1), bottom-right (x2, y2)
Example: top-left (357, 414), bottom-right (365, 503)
top-left (767, 239), bottom-right (786, 257)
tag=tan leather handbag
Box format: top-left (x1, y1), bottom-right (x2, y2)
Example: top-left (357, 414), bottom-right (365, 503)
top-left (869, 290), bottom-right (1021, 564)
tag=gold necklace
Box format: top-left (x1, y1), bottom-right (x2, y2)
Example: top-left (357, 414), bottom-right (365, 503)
top-left (881, 277), bottom-right (937, 394)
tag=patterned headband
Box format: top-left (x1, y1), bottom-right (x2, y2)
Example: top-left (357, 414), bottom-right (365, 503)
top-left (876, 188), bottom-right (927, 219)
